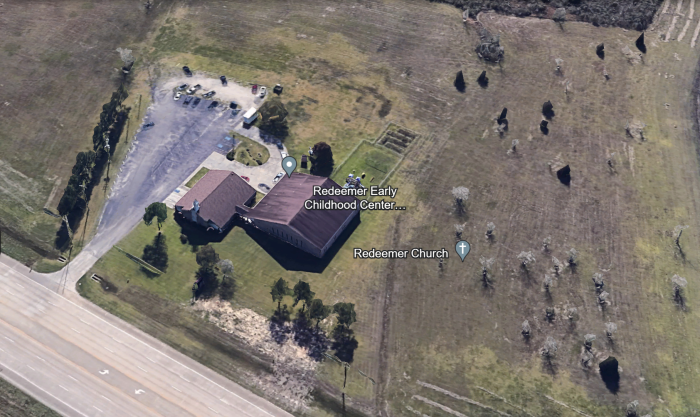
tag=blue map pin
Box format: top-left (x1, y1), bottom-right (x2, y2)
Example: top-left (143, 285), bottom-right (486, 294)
top-left (455, 240), bottom-right (470, 262)
top-left (282, 156), bottom-right (297, 177)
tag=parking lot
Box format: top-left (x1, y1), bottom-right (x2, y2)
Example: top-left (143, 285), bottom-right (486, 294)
top-left (88, 77), bottom-right (284, 259)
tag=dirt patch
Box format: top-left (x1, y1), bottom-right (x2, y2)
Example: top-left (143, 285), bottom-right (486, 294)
top-left (192, 299), bottom-right (317, 413)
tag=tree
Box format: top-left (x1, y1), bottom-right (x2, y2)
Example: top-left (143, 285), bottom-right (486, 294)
top-left (219, 275), bottom-right (236, 301)
top-left (310, 142), bottom-right (334, 177)
top-left (334, 303), bottom-right (357, 328)
top-left (552, 257), bottom-right (562, 275)
top-left (509, 139), bottom-right (519, 153)
top-left (270, 278), bottom-right (291, 314)
top-left (141, 233), bottom-right (168, 272)
top-left (521, 320), bottom-right (531, 338)
top-left (592, 273), bottom-right (604, 292)
top-left (517, 251), bottom-right (535, 270)
top-left (292, 280), bottom-right (315, 312)
top-left (479, 257), bottom-right (494, 287)
top-left (545, 307), bottom-right (555, 321)
top-left (581, 350), bottom-right (594, 368)
top-left (454, 223), bottom-right (465, 240)
top-left (567, 248), bottom-right (578, 266)
top-left (218, 259), bottom-right (234, 276)
top-left (555, 58), bottom-right (564, 74)
top-left (454, 70), bottom-right (466, 93)
top-left (258, 98), bottom-right (289, 139)
top-left (452, 187), bottom-right (470, 213)
top-left (584, 334), bottom-right (596, 350)
top-left (195, 266), bottom-right (219, 299)
top-left (552, 8), bottom-right (566, 28)
top-left (541, 336), bottom-right (558, 362)
top-left (475, 27), bottom-right (504, 63)
top-left (598, 291), bottom-right (610, 306)
top-left (196, 245), bottom-right (219, 268)
top-left (542, 236), bottom-right (551, 251)
top-left (605, 322), bottom-right (618, 341)
top-left (567, 307), bottom-right (578, 322)
top-left (672, 274), bottom-right (688, 305)
top-left (308, 299), bottom-right (331, 327)
top-left (485, 222), bottom-right (495, 239)
top-left (543, 274), bottom-right (553, 293)
top-left (143, 202), bottom-right (167, 230)
top-left (626, 400), bottom-right (639, 417)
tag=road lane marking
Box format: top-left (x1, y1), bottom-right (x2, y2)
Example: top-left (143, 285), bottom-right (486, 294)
top-left (68, 375), bottom-right (78, 382)
top-left (0, 347), bottom-right (4, 352)
top-left (111, 337), bottom-right (122, 344)
top-left (3, 337), bottom-right (13, 343)
top-left (0, 360), bottom-right (90, 417)
top-left (147, 357), bottom-right (156, 363)
top-left (59, 385), bottom-right (69, 391)
top-left (104, 346), bottom-right (114, 353)
top-left (220, 398), bottom-right (229, 405)
top-left (26, 365), bottom-right (35, 371)
top-left (208, 406), bottom-right (220, 414)
top-left (101, 395), bottom-right (112, 403)
top-left (180, 375), bottom-right (190, 382)
top-left (5, 289), bottom-right (15, 296)
top-left (137, 365), bottom-right (148, 373)
top-left (170, 385), bottom-right (182, 392)
top-left (93, 406), bottom-right (103, 413)
top-left (36, 355), bottom-right (45, 362)
top-left (15, 284), bottom-right (24, 289)
top-left (79, 318), bottom-right (88, 324)
top-left (71, 328), bottom-right (81, 334)
top-left (2, 268), bottom-right (285, 417)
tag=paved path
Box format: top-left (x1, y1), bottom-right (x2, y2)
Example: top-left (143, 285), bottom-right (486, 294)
top-left (0, 254), bottom-right (292, 417)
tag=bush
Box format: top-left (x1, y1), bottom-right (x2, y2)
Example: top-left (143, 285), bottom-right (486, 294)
top-left (179, 234), bottom-right (188, 244)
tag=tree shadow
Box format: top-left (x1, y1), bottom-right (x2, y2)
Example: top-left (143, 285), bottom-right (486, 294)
top-left (244, 214), bottom-right (361, 273)
top-left (174, 211), bottom-right (234, 246)
top-left (269, 311), bottom-right (292, 345)
top-left (542, 358), bottom-right (557, 375)
top-left (477, 71), bottom-right (489, 88)
top-left (540, 120), bottom-right (549, 135)
top-left (596, 44), bottom-right (605, 60)
top-left (599, 356), bottom-right (620, 394)
top-left (292, 316), bottom-right (330, 361)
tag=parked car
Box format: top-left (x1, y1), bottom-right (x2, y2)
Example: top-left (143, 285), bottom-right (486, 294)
top-left (143, 122), bottom-right (155, 129)
top-left (183, 96), bottom-right (193, 105)
top-left (252, 84), bottom-right (258, 94)
top-left (174, 92), bottom-right (182, 101)
top-left (231, 109), bottom-right (241, 116)
top-left (203, 91), bottom-right (216, 98)
top-left (182, 66), bottom-right (192, 76)
top-left (207, 101), bottom-right (219, 109)
top-left (277, 142), bottom-right (284, 150)
top-left (281, 152), bottom-right (288, 159)
top-left (229, 101), bottom-right (238, 109)
top-left (220, 75), bottom-right (227, 85)
top-left (273, 172), bottom-right (284, 183)
top-left (240, 176), bottom-right (250, 182)
top-left (186, 84), bottom-right (201, 94)
top-left (177, 83), bottom-right (188, 91)
top-left (192, 97), bottom-right (201, 107)
top-left (259, 86), bottom-right (267, 98)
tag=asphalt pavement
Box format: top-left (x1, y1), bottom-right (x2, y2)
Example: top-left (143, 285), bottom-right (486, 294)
top-left (0, 254), bottom-right (292, 417)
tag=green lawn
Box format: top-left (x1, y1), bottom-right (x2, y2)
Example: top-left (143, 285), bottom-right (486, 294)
top-left (331, 141), bottom-right (401, 187)
top-left (227, 134), bottom-right (270, 166)
top-left (185, 167), bottom-right (209, 188)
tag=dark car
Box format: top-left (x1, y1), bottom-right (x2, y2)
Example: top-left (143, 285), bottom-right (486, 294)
top-left (183, 66), bottom-right (192, 76)
top-left (220, 75), bottom-right (227, 85)
top-left (143, 122), bottom-right (155, 129)
top-left (229, 101), bottom-right (238, 109)
top-left (203, 91), bottom-right (216, 98)
top-left (276, 142), bottom-right (284, 150)
top-left (231, 109), bottom-right (241, 116)
top-left (183, 96), bottom-right (193, 105)
top-left (177, 83), bottom-right (188, 91)
top-left (192, 97), bottom-right (201, 107)
top-left (207, 101), bottom-right (219, 109)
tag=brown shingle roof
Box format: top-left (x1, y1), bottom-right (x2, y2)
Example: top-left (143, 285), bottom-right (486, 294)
top-left (247, 173), bottom-right (357, 250)
top-left (176, 170), bottom-right (256, 228)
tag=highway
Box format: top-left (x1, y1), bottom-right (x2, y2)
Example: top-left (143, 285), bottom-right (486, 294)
top-left (0, 255), bottom-right (292, 417)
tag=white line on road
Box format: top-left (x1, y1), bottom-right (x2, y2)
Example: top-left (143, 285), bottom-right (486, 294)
top-left (4, 336), bottom-right (14, 343)
top-left (47, 301), bottom-right (57, 306)
top-left (36, 355), bottom-right (45, 362)
top-left (5, 289), bottom-right (15, 296)
top-left (180, 375), bottom-right (191, 383)
top-left (16, 283), bottom-right (24, 289)
top-left (0, 347), bottom-right (4, 352)
top-left (170, 385), bottom-right (182, 393)
top-left (101, 395), bottom-right (113, 403)
top-left (220, 398), bottom-right (229, 405)
top-left (111, 337), bottom-right (122, 344)
top-left (59, 385), bottom-right (69, 391)
top-left (104, 346), bottom-right (114, 353)
top-left (26, 365), bottom-right (35, 371)
top-left (93, 406), bottom-right (103, 413)
top-left (147, 357), bottom-right (156, 363)
top-left (68, 375), bottom-right (78, 382)
top-left (71, 328), bottom-right (81, 334)
top-left (208, 406), bottom-right (220, 414)
top-left (79, 318), bottom-right (89, 324)
top-left (137, 365), bottom-right (148, 373)
top-left (0, 360), bottom-right (90, 417)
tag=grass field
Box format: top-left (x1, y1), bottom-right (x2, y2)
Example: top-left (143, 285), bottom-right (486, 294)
top-left (0, 376), bottom-right (61, 417)
top-left (185, 167), bottom-right (209, 188)
top-left (229, 134), bottom-right (270, 166)
top-left (331, 141), bottom-right (402, 187)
